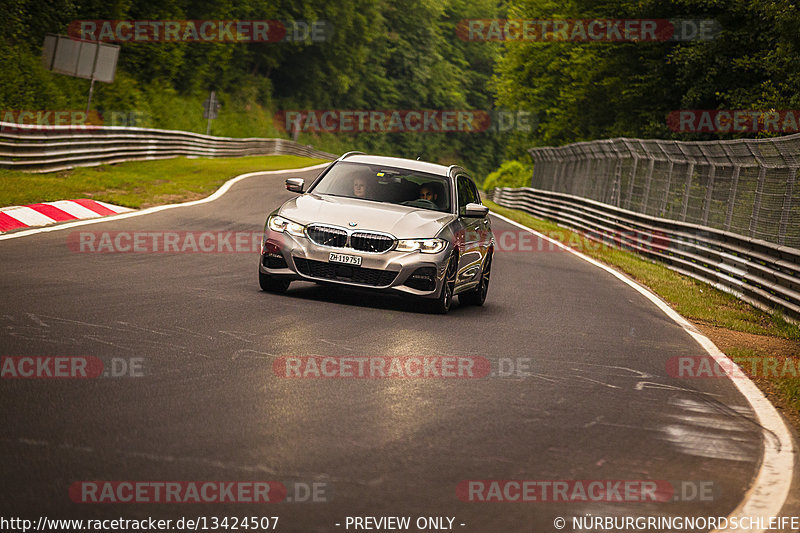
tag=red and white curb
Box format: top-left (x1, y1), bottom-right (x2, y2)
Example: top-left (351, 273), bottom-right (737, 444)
top-left (0, 200), bottom-right (133, 233)
top-left (0, 163), bottom-right (331, 242)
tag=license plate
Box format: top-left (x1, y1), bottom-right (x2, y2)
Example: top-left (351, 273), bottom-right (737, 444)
top-left (329, 252), bottom-right (362, 266)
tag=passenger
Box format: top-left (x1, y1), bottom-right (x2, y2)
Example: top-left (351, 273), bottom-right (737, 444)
top-left (353, 176), bottom-right (369, 198)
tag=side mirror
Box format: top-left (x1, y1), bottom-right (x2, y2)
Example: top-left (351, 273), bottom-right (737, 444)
top-left (463, 203), bottom-right (489, 218)
top-left (285, 178), bottom-right (304, 193)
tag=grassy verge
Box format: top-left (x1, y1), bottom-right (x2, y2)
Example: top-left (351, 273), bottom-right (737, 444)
top-left (485, 200), bottom-right (800, 426)
top-left (728, 347), bottom-right (800, 414)
top-left (0, 155), bottom-right (329, 209)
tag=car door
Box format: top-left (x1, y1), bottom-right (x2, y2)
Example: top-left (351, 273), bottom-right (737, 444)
top-left (468, 176), bottom-right (492, 255)
top-left (455, 174), bottom-right (487, 288)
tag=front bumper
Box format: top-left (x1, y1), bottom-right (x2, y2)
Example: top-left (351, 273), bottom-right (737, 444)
top-left (258, 230), bottom-right (451, 298)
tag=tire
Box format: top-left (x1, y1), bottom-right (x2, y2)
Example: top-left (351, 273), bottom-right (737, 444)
top-left (459, 251), bottom-right (491, 307)
top-left (259, 269), bottom-right (290, 293)
top-left (429, 253), bottom-right (458, 314)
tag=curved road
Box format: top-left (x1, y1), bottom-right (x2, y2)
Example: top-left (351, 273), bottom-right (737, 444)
top-left (0, 165), bottom-right (791, 532)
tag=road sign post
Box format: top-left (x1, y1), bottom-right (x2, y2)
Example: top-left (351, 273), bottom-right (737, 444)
top-left (203, 91), bottom-right (221, 135)
top-left (42, 34), bottom-right (119, 113)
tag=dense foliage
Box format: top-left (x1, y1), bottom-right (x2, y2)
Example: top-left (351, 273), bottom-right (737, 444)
top-left (2, 0), bottom-right (798, 179)
top-left (482, 160), bottom-right (533, 191)
top-left (494, 0), bottom-right (800, 158)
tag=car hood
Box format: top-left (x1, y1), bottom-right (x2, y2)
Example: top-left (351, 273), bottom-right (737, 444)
top-left (278, 194), bottom-right (455, 238)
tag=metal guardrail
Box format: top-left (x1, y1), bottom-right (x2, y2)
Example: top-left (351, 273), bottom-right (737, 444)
top-left (0, 122), bottom-right (338, 172)
top-left (489, 186), bottom-right (800, 321)
top-left (527, 134), bottom-right (800, 249)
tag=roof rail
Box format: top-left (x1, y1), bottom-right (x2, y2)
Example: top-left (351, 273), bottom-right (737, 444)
top-left (338, 151), bottom-right (366, 160)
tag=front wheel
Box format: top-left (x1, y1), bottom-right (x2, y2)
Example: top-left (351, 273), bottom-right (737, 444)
top-left (428, 253), bottom-right (458, 314)
top-left (259, 269), bottom-right (290, 293)
top-left (459, 251), bottom-right (491, 306)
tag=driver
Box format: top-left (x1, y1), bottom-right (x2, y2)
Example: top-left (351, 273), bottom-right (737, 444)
top-left (418, 183), bottom-right (439, 204)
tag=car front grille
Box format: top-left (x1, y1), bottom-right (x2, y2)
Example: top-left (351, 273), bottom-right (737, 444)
top-left (293, 257), bottom-right (398, 287)
top-left (306, 225), bottom-right (348, 248)
top-left (350, 232), bottom-right (394, 253)
top-left (305, 224), bottom-right (395, 253)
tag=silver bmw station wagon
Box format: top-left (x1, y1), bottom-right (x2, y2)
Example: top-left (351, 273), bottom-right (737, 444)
top-left (258, 152), bottom-right (494, 313)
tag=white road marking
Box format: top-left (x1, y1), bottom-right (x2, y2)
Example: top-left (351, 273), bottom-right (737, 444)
top-left (490, 210), bottom-right (794, 532)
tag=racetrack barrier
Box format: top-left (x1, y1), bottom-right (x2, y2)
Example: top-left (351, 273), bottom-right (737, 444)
top-left (0, 122), bottom-right (338, 173)
top-left (490, 132), bottom-right (800, 321)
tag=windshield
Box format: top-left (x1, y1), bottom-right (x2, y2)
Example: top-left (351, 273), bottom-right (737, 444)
top-left (310, 161), bottom-right (452, 213)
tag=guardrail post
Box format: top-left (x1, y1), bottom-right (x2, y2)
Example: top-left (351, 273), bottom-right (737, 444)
top-left (725, 166), bottom-right (741, 231)
top-left (659, 159), bottom-right (675, 217)
top-left (528, 149), bottom-right (540, 188)
top-left (610, 158), bottom-right (622, 206)
top-left (578, 146), bottom-right (590, 195)
top-left (642, 158), bottom-right (656, 214)
top-left (550, 149), bottom-right (560, 191)
top-left (542, 151), bottom-right (553, 190)
top-left (607, 140), bottom-right (621, 206)
top-left (555, 153), bottom-right (566, 192)
top-left (529, 160), bottom-right (536, 188)
top-left (701, 165), bottom-right (716, 225)
top-left (580, 153), bottom-right (591, 197)
top-left (564, 157), bottom-right (577, 193)
top-left (544, 150), bottom-right (554, 190)
top-left (749, 166), bottom-right (767, 238)
top-left (618, 139), bottom-right (636, 209)
top-left (625, 156), bottom-right (638, 210)
top-left (680, 162), bottom-right (695, 221)
top-left (779, 167), bottom-right (797, 246)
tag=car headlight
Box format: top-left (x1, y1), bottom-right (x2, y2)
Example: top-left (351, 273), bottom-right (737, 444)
top-left (395, 238), bottom-right (447, 254)
top-left (268, 215), bottom-right (306, 237)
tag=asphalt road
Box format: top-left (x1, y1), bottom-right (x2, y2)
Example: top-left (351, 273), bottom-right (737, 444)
top-left (0, 166), bottom-right (782, 532)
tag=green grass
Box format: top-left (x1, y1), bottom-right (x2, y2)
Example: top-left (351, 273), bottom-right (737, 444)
top-left (0, 155), bottom-right (329, 209)
top-left (485, 200), bottom-right (800, 341)
top-left (728, 347), bottom-right (800, 412)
